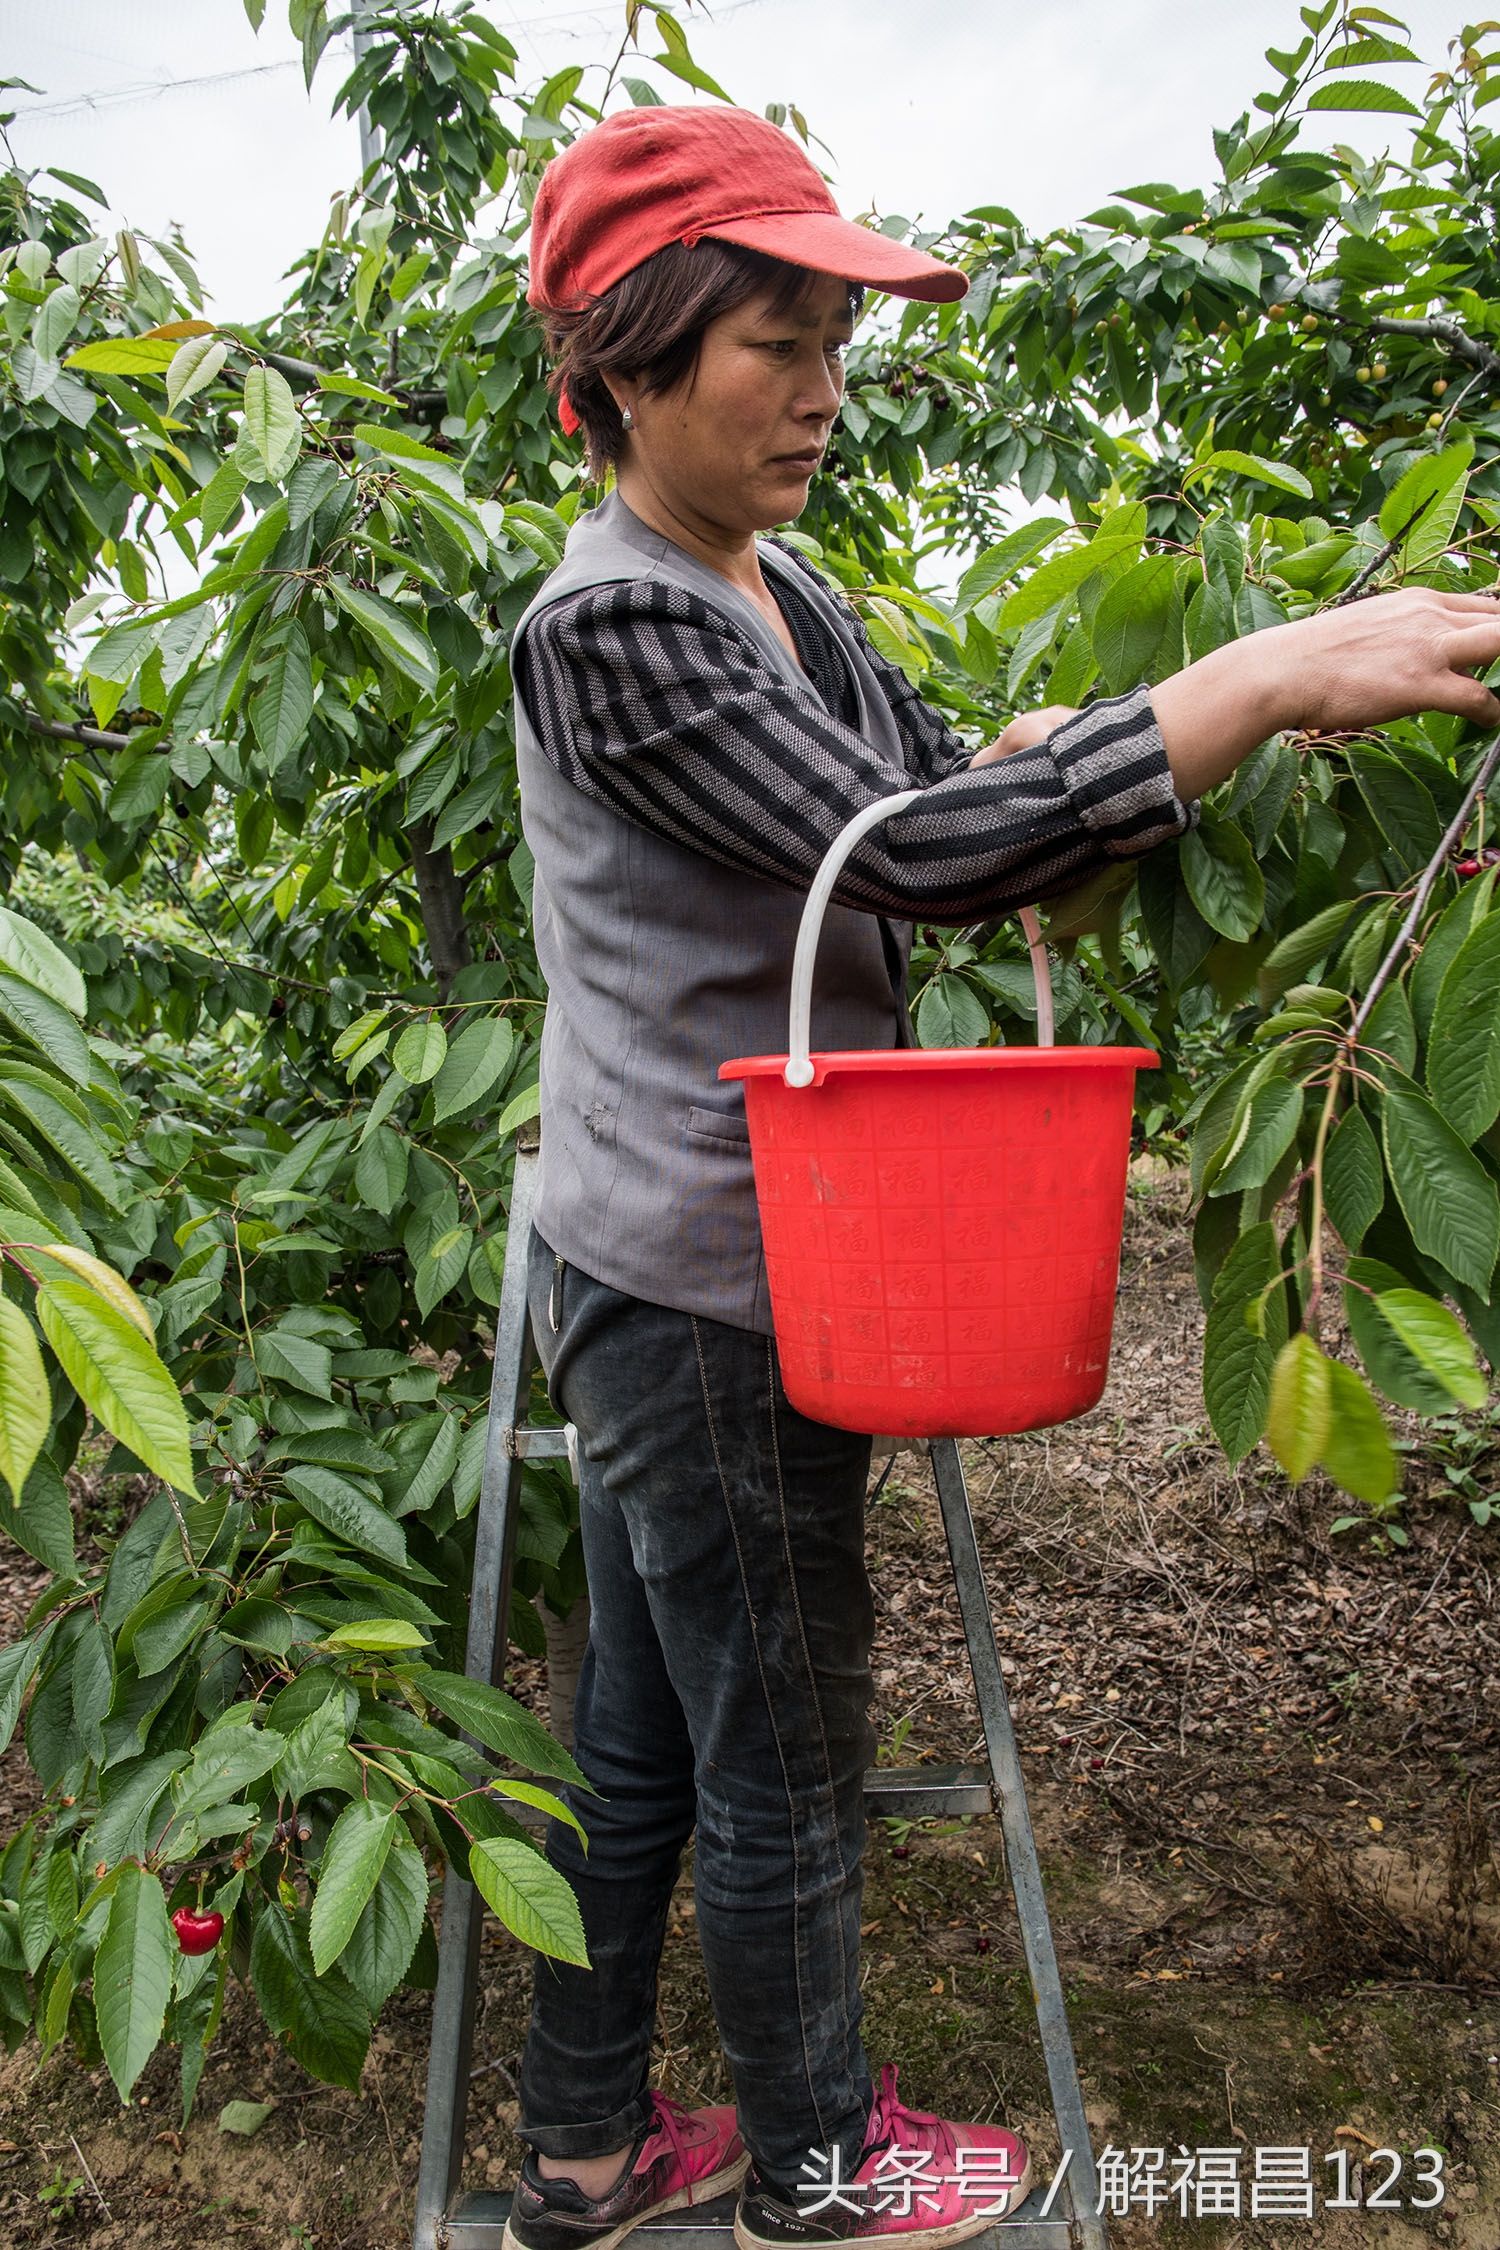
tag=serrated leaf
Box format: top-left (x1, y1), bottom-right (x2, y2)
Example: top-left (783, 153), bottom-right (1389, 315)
top-left (0, 905), bottom-right (87, 1016)
top-left (1196, 449), bottom-right (1314, 500)
top-left (165, 335), bottom-right (227, 411)
top-left (218, 2099), bottom-right (275, 2135)
top-left (1307, 76), bottom-right (1420, 113)
top-left (282, 1465), bottom-right (407, 1570)
top-left (328, 579), bottom-right (438, 695)
top-left (1321, 1359), bottom-right (1399, 1505)
top-left (431, 1016), bottom-right (514, 1124)
top-left (310, 1800), bottom-right (395, 1974)
top-left (1202, 1222), bottom-right (1284, 1460)
top-left (340, 1830), bottom-right (428, 2011)
top-left (915, 974), bottom-right (988, 1049)
top-left (36, 1277), bottom-right (197, 1496)
top-left (1377, 438), bottom-right (1474, 568)
top-left (1180, 814), bottom-right (1264, 941)
top-left (1382, 1077), bottom-right (1500, 1297)
top-left (353, 1125), bottom-right (408, 1216)
top-left (30, 1242), bottom-right (154, 1340)
top-left (1427, 912), bottom-right (1500, 1139)
top-left (94, 1865), bottom-right (173, 2101)
top-left (1266, 1332), bottom-right (1330, 1483)
top-left (0, 1286), bottom-right (49, 1504)
top-left (470, 1836), bottom-right (588, 1965)
top-left (322, 1618), bottom-right (427, 1652)
top-left (1209, 1078), bottom-right (1302, 1197)
top-left (392, 1019), bottom-right (447, 1083)
top-left (1375, 1288), bottom-right (1486, 1408)
top-left (241, 363), bottom-right (301, 480)
top-left (250, 622), bottom-right (314, 775)
top-left (411, 1667), bottom-right (586, 1788)
top-left (1324, 1105), bottom-right (1383, 1249)
top-left (249, 1905), bottom-right (370, 2091)
top-left (66, 336), bottom-right (177, 375)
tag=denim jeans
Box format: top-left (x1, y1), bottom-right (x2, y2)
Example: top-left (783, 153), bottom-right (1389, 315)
top-left (515, 1226), bottom-right (878, 2192)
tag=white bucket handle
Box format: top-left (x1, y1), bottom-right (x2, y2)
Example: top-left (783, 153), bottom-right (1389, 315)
top-left (784, 789), bottom-right (1055, 1088)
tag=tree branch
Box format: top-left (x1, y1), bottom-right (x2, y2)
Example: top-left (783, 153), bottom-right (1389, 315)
top-left (1364, 314), bottom-right (1500, 380)
top-left (20, 711), bottom-right (136, 752)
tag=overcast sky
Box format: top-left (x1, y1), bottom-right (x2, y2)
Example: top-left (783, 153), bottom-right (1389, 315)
top-left (2, 0), bottom-right (1477, 321)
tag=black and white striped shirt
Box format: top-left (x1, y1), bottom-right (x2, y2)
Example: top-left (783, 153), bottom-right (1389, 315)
top-left (513, 535), bottom-right (1197, 921)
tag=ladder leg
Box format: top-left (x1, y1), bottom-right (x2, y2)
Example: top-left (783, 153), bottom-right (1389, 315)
top-left (413, 1135), bottom-right (543, 2250)
top-left (928, 1438), bottom-right (1109, 2250)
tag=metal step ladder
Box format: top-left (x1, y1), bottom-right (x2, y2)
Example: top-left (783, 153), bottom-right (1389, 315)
top-left (413, 1133), bottom-right (1109, 2249)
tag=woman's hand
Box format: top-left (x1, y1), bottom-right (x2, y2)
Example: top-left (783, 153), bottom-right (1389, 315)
top-left (1151, 587), bottom-right (1500, 802)
top-left (970, 705), bottom-right (1081, 766)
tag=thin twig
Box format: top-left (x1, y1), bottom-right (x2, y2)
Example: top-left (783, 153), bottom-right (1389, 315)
top-left (1332, 494), bottom-right (1437, 607)
top-left (68, 2134), bottom-right (111, 2221)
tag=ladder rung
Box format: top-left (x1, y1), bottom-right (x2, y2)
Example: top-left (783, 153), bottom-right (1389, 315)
top-left (496, 1764), bottom-right (994, 1834)
top-left (865, 1763), bottom-right (993, 1817)
top-left (503, 1424), bottom-right (571, 1459)
top-left (443, 2186), bottom-right (1072, 2247)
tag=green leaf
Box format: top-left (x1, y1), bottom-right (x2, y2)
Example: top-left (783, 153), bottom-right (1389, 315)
top-left (1258, 900), bottom-right (1358, 1003)
top-left (497, 1081), bottom-right (541, 1139)
top-left (353, 1125), bottom-right (407, 1217)
top-left (1209, 1078), bottom-right (1302, 1197)
top-left (0, 1639), bottom-right (42, 1758)
top-left (469, 1836), bottom-right (588, 1965)
top-left (1202, 1222), bottom-right (1284, 1460)
top-left (177, 1720), bottom-right (284, 1817)
top-left (328, 580), bottom-right (438, 695)
top-left (35, 1277), bottom-right (197, 1496)
top-left (272, 1697), bottom-right (358, 1803)
top-left (1321, 1360), bottom-right (1399, 1505)
top-left (1180, 814), bottom-right (1265, 941)
top-left (0, 1285), bottom-right (49, 1504)
top-left (1324, 1105), bottom-right (1383, 1249)
top-left (392, 1019), bottom-right (448, 1083)
top-left (1412, 871), bottom-right (1496, 1039)
top-left (165, 335), bottom-right (227, 412)
top-left (310, 1799), bottom-right (395, 1974)
top-left (197, 459), bottom-right (247, 545)
top-left (1377, 438), bottom-right (1474, 568)
top-left (249, 1905), bottom-right (370, 2091)
top-left (322, 1618), bottom-right (427, 1652)
top-left (218, 2099), bottom-right (275, 2135)
top-left (340, 1829), bottom-right (428, 2012)
top-left (282, 1465), bottom-right (407, 1571)
top-left (953, 520), bottom-right (1066, 613)
top-left (258, 1329), bottom-right (333, 1399)
top-left (250, 623), bottom-right (314, 775)
top-left (71, 1613), bottom-right (113, 1761)
top-left (915, 974), bottom-right (988, 1049)
top-left (241, 364), bottom-right (302, 480)
top-left (1349, 748), bottom-right (1441, 869)
top-left (0, 905), bottom-right (86, 1016)
top-left (1427, 912), bottom-right (1500, 1140)
top-left (431, 1016), bottom-right (514, 1124)
top-left (10, 1455), bottom-right (76, 1578)
top-left (1307, 77), bottom-right (1420, 113)
top-left (94, 1865), bottom-right (173, 2101)
top-left (411, 1666), bottom-right (586, 1788)
top-left (66, 336), bottom-right (177, 375)
top-left (1346, 1256), bottom-right (1460, 1412)
top-left (1266, 1332), bottom-right (1330, 1483)
top-left (1381, 1077), bottom-right (1500, 1297)
top-left (1374, 1288), bottom-right (1486, 1408)
top-left (1193, 450), bottom-right (1314, 500)
top-left (0, 967), bottom-right (91, 1085)
top-left (1088, 555), bottom-right (1178, 693)
top-left (0, 1072), bottom-right (124, 1210)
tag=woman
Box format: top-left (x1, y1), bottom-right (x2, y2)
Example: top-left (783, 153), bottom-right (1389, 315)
top-left (501, 103), bottom-right (1500, 2250)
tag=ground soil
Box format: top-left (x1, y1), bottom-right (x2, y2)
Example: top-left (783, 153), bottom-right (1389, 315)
top-left (3, 1163), bottom-right (1499, 2249)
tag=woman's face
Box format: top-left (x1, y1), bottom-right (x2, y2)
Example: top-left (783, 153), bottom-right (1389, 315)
top-left (617, 269), bottom-right (856, 538)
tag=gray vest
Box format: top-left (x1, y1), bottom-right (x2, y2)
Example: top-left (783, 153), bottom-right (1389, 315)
top-left (512, 488), bottom-right (915, 1334)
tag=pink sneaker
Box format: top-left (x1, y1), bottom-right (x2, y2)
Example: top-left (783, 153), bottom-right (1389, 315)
top-left (734, 2065), bottom-right (1031, 2249)
top-left (505, 2092), bottom-right (749, 2250)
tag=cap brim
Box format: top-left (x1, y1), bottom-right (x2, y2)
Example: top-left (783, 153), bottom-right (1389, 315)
top-left (701, 210), bottom-right (968, 302)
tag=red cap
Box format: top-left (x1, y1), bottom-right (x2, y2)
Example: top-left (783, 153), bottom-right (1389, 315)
top-left (527, 105), bottom-right (968, 434)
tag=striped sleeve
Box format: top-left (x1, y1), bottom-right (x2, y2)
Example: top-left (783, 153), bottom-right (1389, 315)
top-left (514, 579), bottom-right (1199, 923)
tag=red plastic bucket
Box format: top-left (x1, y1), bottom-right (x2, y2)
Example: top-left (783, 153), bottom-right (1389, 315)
top-left (719, 790), bottom-right (1158, 1438)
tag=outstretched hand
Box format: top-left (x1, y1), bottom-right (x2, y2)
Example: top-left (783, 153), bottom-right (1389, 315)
top-left (971, 705), bottom-right (1081, 766)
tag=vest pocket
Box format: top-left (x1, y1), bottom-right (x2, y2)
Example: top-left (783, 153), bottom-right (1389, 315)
top-left (685, 1103), bottom-right (751, 1148)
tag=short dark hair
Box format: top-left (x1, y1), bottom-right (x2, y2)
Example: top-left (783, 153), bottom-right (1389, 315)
top-left (532, 239), bottom-right (865, 482)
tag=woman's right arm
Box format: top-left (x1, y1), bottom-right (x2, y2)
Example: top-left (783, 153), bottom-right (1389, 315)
top-left (1150, 587), bottom-right (1500, 797)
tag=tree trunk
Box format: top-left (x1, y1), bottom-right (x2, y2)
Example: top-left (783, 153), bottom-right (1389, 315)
top-left (407, 812), bottom-right (473, 999)
top-left (536, 1592), bottom-right (591, 1750)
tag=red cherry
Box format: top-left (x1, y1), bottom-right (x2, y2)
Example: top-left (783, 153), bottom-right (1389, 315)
top-left (974, 1934), bottom-right (992, 1954)
top-left (1456, 859), bottom-right (1483, 877)
top-left (172, 1907), bottom-right (224, 1956)
top-left (1090, 1758), bottom-right (1104, 1770)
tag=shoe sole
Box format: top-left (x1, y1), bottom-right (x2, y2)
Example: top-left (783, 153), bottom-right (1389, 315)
top-left (732, 2154), bottom-right (1034, 2250)
top-left (504, 2153), bottom-right (752, 2250)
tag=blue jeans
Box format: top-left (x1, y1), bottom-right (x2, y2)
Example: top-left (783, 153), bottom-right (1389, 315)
top-left (515, 1227), bottom-right (878, 2192)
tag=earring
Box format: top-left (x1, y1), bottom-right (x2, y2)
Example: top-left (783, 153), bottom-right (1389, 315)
top-left (621, 407), bottom-right (634, 432)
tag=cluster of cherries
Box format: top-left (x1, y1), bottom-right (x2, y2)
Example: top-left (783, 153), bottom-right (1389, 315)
top-left (1454, 845), bottom-right (1500, 878)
